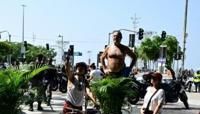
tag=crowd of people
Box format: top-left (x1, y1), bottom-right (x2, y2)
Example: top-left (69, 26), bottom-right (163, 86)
top-left (1, 30), bottom-right (199, 114)
top-left (61, 30), bottom-right (165, 114)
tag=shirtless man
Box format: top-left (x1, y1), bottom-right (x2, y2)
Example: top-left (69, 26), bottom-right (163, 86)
top-left (100, 30), bottom-right (137, 77)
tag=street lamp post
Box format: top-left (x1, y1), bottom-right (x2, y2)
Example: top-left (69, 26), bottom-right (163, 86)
top-left (0, 31), bottom-right (12, 65)
top-left (87, 50), bottom-right (92, 65)
top-left (108, 33), bottom-right (111, 45)
top-left (176, 41), bottom-right (180, 77)
top-left (182, 0), bottom-right (189, 70)
top-left (58, 35), bottom-right (64, 63)
top-left (21, 4), bottom-right (26, 61)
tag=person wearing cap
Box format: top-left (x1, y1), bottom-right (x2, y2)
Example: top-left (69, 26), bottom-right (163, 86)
top-left (100, 30), bottom-right (137, 77)
top-left (141, 72), bottom-right (165, 114)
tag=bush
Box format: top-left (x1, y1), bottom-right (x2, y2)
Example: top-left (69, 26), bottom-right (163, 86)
top-left (91, 77), bottom-right (137, 114)
top-left (0, 66), bottom-right (48, 114)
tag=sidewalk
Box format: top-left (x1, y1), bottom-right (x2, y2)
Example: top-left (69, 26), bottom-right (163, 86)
top-left (186, 92), bottom-right (200, 106)
top-left (21, 92), bottom-right (65, 114)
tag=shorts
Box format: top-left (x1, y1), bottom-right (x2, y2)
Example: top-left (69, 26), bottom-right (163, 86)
top-left (108, 67), bottom-right (131, 77)
top-left (63, 100), bottom-right (82, 114)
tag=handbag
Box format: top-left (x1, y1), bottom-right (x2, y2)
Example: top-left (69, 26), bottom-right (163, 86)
top-left (143, 89), bottom-right (159, 114)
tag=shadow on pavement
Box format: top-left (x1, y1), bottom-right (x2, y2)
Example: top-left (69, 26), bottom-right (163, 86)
top-left (163, 107), bottom-right (200, 110)
top-left (51, 103), bottom-right (64, 106)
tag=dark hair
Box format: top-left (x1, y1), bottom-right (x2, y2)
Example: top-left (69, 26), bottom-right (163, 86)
top-left (75, 62), bottom-right (88, 73)
top-left (112, 30), bottom-right (122, 39)
top-left (89, 63), bottom-right (96, 69)
top-left (150, 72), bottom-right (162, 82)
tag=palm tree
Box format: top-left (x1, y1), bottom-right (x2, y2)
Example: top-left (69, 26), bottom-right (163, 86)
top-left (138, 38), bottom-right (159, 70)
top-left (138, 35), bottom-right (178, 69)
top-left (0, 66), bottom-right (49, 114)
top-left (91, 77), bottom-right (137, 114)
top-left (162, 36), bottom-right (178, 67)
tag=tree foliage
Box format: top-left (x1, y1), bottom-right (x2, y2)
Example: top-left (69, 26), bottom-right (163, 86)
top-left (0, 41), bottom-right (13, 61)
top-left (0, 66), bottom-right (49, 114)
top-left (137, 35), bottom-right (178, 67)
top-left (162, 35), bottom-right (178, 66)
top-left (91, 77), bottom-right (137, 114)
top-left (0, 41), bottom-right (56, 63)
top-left (25, 45), bottom-right (56, 63)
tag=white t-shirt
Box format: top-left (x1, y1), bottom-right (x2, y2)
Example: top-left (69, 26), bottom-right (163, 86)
top-left (66, 77), bottom-right (86, 107)
top-left (89, 69), bottom-right (103, 81)
top-left (143, 86), bottom-right (165, 114)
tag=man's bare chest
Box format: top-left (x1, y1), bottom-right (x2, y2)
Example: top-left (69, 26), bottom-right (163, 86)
top-left (108, 46), bottom-right (124, 58)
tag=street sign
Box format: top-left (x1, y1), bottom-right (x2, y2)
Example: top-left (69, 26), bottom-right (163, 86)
top-left (74, 52), bottom-right (82, 56)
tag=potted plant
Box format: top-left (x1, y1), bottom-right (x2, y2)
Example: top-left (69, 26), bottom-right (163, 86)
top-left (91, 76), bottom-right (137, 114)
top-left (0, 66), bottom-right (48, 114)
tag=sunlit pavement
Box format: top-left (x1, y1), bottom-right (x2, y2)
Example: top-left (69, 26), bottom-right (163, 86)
top-left (132, 92), bottom-right (200, 114)
top-left (21, 91), bottom-right (65, 114)
top-left (21, 91), bottom-right (200, 114)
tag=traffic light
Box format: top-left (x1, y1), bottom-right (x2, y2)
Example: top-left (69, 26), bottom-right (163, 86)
top-left (24, 41), bottom-right (27, 50)
top-left (129, 34), bottom-right (135, 47)
top-left (138, 28), bottom-right (144, 40)
top-left (69, 45), bottom-right (74, 56)
top-left (161, 31), bottom-right (166, 39)
top-left (46, 43), bottom-right (49, 50)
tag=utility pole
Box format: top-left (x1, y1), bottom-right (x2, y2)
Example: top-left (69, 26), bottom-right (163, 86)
top-left (182, 0), bottom-right (189, 70)
top-left (176, 42), bottom-right (180, 78)
top-left (131, 14), bottom-right (140, 68)
top-left (58, 35), bottom-right (64, 63)
top-left (131, 14), bottom-right (140, 32)
top-left (87, 50), bottom-right (92, 65)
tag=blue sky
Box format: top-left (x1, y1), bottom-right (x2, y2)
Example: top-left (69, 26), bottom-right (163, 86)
top-left (0, 0), bottom-right (199, 70)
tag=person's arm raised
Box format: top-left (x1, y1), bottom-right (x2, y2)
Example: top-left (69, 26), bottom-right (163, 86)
top-left (65, 56), bottom-right (74, 82)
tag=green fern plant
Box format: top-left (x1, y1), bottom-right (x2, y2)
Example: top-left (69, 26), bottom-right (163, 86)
top-left (91, 77), bottom-right (137, 114)
top-left (0, 66), bottom-right (49, 114)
